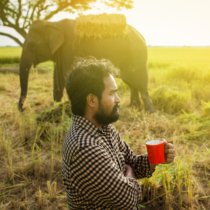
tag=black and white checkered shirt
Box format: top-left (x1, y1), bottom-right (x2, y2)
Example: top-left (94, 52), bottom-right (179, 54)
top-left (62, 115), bottom-right (155, 210)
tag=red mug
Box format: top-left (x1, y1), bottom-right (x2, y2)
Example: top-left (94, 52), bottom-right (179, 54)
top-left (146, 140), bottom-right (167, 164)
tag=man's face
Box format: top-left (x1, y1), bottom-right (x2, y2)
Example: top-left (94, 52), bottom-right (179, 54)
top-left (94, 74), bottom-right (121, 126)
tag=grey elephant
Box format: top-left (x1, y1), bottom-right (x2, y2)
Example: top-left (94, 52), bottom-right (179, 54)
top-left (18, 18), bottom-right (155, 113)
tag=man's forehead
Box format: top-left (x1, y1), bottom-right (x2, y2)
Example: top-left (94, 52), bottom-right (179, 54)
top-left (103, 75), bottom-right (118, 89)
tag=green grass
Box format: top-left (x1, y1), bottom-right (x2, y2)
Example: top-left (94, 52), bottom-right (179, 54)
top-left (0, 47), bottom-right (22, 57)
top-left (0, 56), bottom-right (20, 64)
top-left (0, 47), bottom-right (53, 68)
top-left (0, 47), bottom-right (21, 64)
top-left (0, 47), bottom-right (210, 209)
top-left (148, 48), bottom-right (210, 114)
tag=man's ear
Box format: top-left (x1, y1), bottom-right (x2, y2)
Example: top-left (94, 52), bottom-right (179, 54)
top-left (86, 94), bottom-right (98, 108)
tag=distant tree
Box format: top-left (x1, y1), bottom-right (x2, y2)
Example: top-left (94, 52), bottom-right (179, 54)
top-left (0, 0), bottom-right (133, 47)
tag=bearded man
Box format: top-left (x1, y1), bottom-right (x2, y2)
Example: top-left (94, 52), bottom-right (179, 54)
top-left (62, 57), bottom-right (175, 210)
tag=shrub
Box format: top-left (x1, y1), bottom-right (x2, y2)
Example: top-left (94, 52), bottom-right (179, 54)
top-left (148, 61), bottom-right (170, 69)
top-left (0, 56), bottom-right (20, 64)
top-left (151, 86), bottom-right (192, 114)
top-left (202, 101), bottom-right (210, 117)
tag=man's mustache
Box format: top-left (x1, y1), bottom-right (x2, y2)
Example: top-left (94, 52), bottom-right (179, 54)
top-left (113, 103), bottom-right (120, 112)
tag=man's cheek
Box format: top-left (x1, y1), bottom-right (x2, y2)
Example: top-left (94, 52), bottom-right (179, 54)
top-left (107, 105), bottom-right (113, 114)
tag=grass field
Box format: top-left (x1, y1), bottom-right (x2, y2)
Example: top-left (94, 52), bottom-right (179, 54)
top-left (0, 47), bottom-right (210, 210)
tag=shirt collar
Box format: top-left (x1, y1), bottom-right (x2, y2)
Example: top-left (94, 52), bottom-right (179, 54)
top-left (72, 114), bottom-right (108, 135)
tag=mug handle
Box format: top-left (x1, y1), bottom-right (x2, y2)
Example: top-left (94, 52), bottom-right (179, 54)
top-left (161, 138), bottom-right (168, 145)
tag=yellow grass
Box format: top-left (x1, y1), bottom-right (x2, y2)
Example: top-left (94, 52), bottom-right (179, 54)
top-left (0, 47), bottom-right (210, 209)
top-left (0, 47), bottom-right (22, 57)
top-left (148, 48), bottom-right (210, 113)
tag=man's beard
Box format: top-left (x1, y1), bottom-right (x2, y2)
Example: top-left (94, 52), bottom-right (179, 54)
top-left (94, 103), bottom-right (120, 126)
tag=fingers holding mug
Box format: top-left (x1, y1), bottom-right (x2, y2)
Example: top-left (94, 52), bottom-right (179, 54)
top-left (163, 143), bottom-right (175, 164)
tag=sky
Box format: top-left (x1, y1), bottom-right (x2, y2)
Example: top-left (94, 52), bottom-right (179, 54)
top-left (0, 0), bottom-right (210, 46)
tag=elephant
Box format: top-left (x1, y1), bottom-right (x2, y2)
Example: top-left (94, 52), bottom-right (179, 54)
top-left (18, 18), bottom-right (155, 113)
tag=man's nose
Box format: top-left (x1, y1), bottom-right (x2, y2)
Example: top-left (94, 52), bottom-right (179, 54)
top-left (115, 94), bottom-right (120, 103)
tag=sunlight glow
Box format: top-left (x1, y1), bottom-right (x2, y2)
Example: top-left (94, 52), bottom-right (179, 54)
top-left (1, 0), bottom-right (210, 46)
top-left (50, 0), bottom-right (210, 46)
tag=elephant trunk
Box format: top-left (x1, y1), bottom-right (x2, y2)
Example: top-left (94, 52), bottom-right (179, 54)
top-left (18, 46), bottom-right (33, 112)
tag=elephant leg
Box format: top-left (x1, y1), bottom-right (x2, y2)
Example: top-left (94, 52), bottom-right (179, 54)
top-left (53, 62), bottom-right (64, 102)
top-left (121, 77), bottom-right (141, 108)
top-left (130, 86), bottom-right (141, 108)
top-left (139, 89), bottom-right (155, 113)
top-left (121, 65), bottom-right (155, 113)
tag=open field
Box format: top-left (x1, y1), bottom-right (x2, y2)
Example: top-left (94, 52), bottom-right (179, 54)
top-left (0, 47), bottom-right (22, 57)
top-left (0, 47), bottom-right (22, 66)
top-left (0, 47), bottom-right (210, 209)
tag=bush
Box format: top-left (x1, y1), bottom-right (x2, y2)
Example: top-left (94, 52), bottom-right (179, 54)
top-left (202, 101), bottom-right (210, 117)
top-left (151, 86), bottom-right (192, 114)
top-left (0, 56), bottom-right (20, 64)
top-left (36, 101), bottom-right (72, 124)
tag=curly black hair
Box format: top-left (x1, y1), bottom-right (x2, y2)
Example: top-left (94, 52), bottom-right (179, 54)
top-left (66, 57), bottom-right (119, 116)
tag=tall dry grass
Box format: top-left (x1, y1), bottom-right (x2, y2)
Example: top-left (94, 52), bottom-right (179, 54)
top-left (0, 47), bottom-right (210, 209)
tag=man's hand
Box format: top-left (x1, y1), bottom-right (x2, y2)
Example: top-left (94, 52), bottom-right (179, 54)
top-left (162, 139), bottom-right (175, 164)
top-left (125, 164), bottom-right (136, 179)
top-left (149, 139), bottom-right (175, 172)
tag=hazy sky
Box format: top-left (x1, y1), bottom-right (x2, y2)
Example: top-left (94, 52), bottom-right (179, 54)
top-left (0, 0), bottom-right (210, 46)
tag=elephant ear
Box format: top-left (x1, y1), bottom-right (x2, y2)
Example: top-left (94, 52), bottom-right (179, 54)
top-left (46, 22), bottom-right (64, 55)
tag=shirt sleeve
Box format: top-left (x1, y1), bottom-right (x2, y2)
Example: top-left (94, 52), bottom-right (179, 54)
top-left (117, 134), bottom-right (155, 179)
top-left (70, 144), bottom-right (142, 209)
